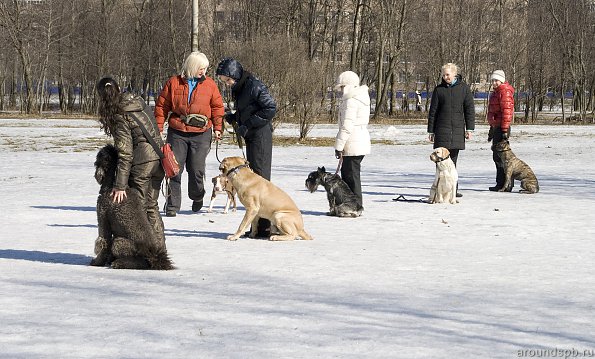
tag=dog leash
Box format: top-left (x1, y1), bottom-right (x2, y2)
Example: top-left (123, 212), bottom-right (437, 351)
top-left (211, 125), bottom-right (246, 164)
top-left (393, 194), bottom-right (427, 203)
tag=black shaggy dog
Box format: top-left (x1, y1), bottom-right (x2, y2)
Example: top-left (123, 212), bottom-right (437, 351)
top-left (91, 144), bottom-right (173, 270)
top-left (305, 166), bottom-right (363, 217)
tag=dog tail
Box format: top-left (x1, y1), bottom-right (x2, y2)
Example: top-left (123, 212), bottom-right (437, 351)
top-left (147, 248), bottom-right (175, 270)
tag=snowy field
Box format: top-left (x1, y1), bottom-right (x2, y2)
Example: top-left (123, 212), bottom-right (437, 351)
top-left (1, 118), bottom-right (594, 359)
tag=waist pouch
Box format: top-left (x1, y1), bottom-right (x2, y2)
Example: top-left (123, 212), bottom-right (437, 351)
top-left (180, 114), bottom-right (208, 128)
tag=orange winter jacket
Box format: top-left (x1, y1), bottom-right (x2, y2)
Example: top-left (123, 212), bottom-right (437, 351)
top-left (154, 75), bottom-right (224, 133)
top-left (487, 82), bottom-right (514, 132)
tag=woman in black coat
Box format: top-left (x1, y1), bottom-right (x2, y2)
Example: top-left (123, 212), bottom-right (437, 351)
top-left (427, 63), bottom-right (475, 196)
top-left (216, 58), bottom-right (277, 237)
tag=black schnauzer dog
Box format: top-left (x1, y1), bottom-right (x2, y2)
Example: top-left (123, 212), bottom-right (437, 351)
top-left (91, 144), bottom-right (173, 270)
top-left (305, 167), bottom-right (363, 217)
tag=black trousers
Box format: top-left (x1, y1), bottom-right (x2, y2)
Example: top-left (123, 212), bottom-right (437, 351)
top-left (340, 155), bottom-right (364, 207)
top-left (244, 124), bottom-right (273, 233)
top-left (166, 127), bottom-right (212, 212)
top-left (444, 148), bottom-right (460, 192)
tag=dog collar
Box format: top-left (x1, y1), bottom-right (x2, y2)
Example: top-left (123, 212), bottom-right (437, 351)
top-left (226, 164), bottom-right (249, 178)
top-left (435, 154), bottom-right (450, 162)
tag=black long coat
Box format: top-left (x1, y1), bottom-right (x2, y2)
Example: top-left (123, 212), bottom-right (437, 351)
top-left (427, 75), bottom-right (475, 150)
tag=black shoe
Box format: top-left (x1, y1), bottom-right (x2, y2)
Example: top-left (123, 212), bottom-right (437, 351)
top-left (243, 229), bottom-right (271, 238)
top-left (192, 200), bottom-right (203, 212)
top-left (456, 192), bottom-right (463, 198)
top-left (165, 211), bottom-right (177, 217)
top-left (489, 186), bottom-right (502, 192)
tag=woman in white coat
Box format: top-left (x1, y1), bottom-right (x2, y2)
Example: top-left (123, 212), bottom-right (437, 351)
top-left (334, 70), bottom-right (371, 209)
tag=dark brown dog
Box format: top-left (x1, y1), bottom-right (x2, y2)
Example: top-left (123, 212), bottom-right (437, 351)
top-left (493, 141), bottom-right (539, 194)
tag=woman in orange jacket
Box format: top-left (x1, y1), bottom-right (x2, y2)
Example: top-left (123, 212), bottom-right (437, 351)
top-left (487, 69), bottom-right (515, 191)
top-left (155, 52), bottom-right (225, 216)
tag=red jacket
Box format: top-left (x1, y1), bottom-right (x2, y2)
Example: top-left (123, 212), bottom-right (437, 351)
top-left (154, 75), bottom-right (224, 133)
top-left (487, 82), bottom-right (514, 132)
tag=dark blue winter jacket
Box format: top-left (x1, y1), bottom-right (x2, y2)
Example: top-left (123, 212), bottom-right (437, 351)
top-left (216, 58), bottom-right (276, 136)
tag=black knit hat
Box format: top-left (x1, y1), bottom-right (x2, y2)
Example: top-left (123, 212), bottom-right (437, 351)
top-left (215, 58), bottom-right (244, 81)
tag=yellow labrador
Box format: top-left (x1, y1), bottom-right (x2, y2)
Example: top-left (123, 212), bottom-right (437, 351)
top-left (219, 157), bottom-right (313, 241)
top-left (429, 147), bottom-right (458, 204)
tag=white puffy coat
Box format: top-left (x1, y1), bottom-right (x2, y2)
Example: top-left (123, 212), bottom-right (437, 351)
top-left (335, 85), bottom-right (371, 156)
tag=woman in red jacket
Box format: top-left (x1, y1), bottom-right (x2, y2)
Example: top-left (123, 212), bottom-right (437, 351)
top-left (487, 70), bottom-right (515, 191)
top-left (155, 52), bottom-right (225, 216)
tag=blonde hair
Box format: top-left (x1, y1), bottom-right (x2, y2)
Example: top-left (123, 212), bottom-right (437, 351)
top-left (181, 51), bottom-right (210, 78)
top-left (441, 63), bottom-right (459, 75)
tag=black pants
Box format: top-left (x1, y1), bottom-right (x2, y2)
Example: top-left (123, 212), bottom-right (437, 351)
top-left (491, 127), bottom-right (508, 188)
top-left (244, 124), bottom-right (273, 233)
top-left (444, 148), bottom-right (460, 192)
top-left (166, 127), bottom-right (212, 212)
top-left (340, 155), bottom-right (364, 207)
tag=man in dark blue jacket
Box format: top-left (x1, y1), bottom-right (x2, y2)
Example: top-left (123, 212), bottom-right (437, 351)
top-left (216, 57), bottom-right (277, 237)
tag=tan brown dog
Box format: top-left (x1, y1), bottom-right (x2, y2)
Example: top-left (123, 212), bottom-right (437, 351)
top-left (207, 174), bottom-right (237, 213)
top-left (219, 156), bottom-right (313, 241)
top-left (493, 140), bottom-right (539, 194)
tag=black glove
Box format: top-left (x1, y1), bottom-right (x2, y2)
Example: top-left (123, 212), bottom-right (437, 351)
top-left (335, 150), bottom-right (343, 159)
top-left (487, 127), bottom-right (494, 142)
top-left (237, 125), bottom-right (248, 137)
top-left (501, 128), bottom-right (509, 140)
top-left (224, 112), bottom-right (236, 125)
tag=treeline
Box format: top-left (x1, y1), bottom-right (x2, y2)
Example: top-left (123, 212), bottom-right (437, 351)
top-left (0, 0), bottom-right (593, 132)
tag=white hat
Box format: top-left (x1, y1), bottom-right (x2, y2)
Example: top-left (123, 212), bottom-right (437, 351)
top-left (490, 70), bottom-right (506, 83)
top-left (334, 71), bottom-right (360, 90)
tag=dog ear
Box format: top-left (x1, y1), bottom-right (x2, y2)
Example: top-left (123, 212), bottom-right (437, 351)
top-left (94, 167), bottom-right (105, 185)
top-left (319, 166), bottom-right (326, 172)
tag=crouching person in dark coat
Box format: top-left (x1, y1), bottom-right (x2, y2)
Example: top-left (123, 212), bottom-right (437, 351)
top-left (215, 57), bottom-right (277, 238)
top-left (427, 62), bottom-right (475, 197)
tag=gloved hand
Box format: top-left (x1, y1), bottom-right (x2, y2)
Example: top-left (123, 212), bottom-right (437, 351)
top-left (501, 128), bottom-right (509, 140)
top-left (224, 112), bottom-right (236, 125)
top-left (487, 126), bottom-right (494, 142)
top-left (335, 150), bottom-right (343, 159)
top-left (237, 125), bottom-right (248, 137)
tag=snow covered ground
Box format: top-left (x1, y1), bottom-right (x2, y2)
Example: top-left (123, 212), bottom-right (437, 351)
top-left (1, 118), bottom-right (594, 359)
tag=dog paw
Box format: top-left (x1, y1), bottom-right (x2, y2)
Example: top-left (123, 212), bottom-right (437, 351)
top-left (89, 257), bottom-right (105, 267)
top-left (227, 234), bottom-right (239, 241)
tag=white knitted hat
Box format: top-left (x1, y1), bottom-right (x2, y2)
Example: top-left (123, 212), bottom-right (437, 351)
top-left (490, 70), bottom-right (506, 83)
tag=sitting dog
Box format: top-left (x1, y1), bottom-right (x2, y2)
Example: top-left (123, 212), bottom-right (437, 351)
top-left (305, 166), bottom-right (363, 217)
top-left (207, 174), bottom-right (237, 213)
top-left (91, 144), bottom-right (173, 270)
top-left (219, 156), bottom-right (313, 241)
top-left (429, 147), bottom-right (458, 204)
top-left (493, 140), bottom-right (539, 193)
